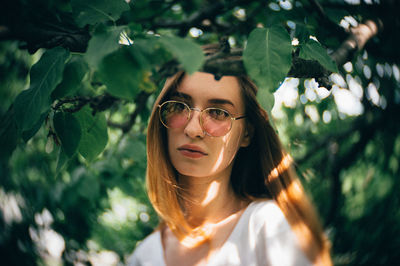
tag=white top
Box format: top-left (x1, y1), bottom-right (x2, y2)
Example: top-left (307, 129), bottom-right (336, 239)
top-left (127, 200), bottom-right (312, 266)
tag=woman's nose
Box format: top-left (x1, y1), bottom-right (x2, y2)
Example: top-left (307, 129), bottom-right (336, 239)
top-left (183, 110), bottom-right (205, 138)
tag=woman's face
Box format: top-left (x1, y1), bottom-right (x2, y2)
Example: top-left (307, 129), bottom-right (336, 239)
top-left (166, 72), bottom-right (251, 180)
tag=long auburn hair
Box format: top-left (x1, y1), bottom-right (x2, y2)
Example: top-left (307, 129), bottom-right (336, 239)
top-left (146, 71), bottom-right (332, 265)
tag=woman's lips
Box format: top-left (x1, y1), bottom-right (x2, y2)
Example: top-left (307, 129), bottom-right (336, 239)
top-left (177, 144), bottom-right (208, 158)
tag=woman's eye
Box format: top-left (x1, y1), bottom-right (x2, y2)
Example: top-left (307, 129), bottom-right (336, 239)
top-left (208, 109), bottom-right (229, 120)
top-left (170, 102), bottom-right (186, 113)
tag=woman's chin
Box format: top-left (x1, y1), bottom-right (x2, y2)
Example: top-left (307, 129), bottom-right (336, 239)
top-left (175, 168), bottom-right (209, 178)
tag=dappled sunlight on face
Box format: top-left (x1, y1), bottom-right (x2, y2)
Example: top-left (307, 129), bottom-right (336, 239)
top-left (166, 72), bottom-right (247, 181)
top-left (209, 133), bottom-right (236, 174)
top-left (210, 144), bottom-right (226, 174)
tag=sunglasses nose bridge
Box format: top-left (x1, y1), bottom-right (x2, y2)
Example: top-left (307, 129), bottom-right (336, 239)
top-left (183, 107), bottom-right (207, 137)
top-left (189, 107), bottom-right (202, 113)
top-left (187, 107), bottom-right (204, 124)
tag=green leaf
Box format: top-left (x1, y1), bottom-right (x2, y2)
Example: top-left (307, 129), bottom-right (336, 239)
top-left (160, 36), bottom-right (205, 74)
top-left (14, 47), bottom-right (70, 131)
top-left (295, 24), bottom-right (311, 43)
top-left (71, 0), bottom-right (130, 27)
top-left (129, 37), bottom-right (170, 69)
top-left (74, 106), bottom-right (108, 161)
top-left (53, 111), bottom-right (82, 157)
top-left (299, 39), bottom-right (338, 73)
top-left (0, 106), bottom-right (18, 161)
top-left (52, 56), bottom-right (89, 100)
top-left (97, 47), bottom-right (143, 100)
top-left (84, 26), bottom-right (124, 70)
top-left (256, 89), bottom-right (277, 131)
top-left (257, 88), bottom-right (275, 113)
top-left (243, 26), bottom-right (292, 91)
top-left (56, 147), bottom-right (70, 174)
top-left (22, 112), bottom-right (48, 142)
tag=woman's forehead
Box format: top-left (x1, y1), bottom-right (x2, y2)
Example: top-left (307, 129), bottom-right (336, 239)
top-left (174, 72), bottom-right (243, 106)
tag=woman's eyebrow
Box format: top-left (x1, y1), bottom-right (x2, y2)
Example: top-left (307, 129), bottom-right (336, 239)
top-left (171, 91), bottom-right (235, 107)
top-left (170, 91), bottom-right (191, 101)
top-left (208, 98), bottom-right (235, 107)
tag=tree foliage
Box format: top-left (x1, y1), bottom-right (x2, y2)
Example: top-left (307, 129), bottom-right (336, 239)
top-left (0, 0), bottom-right (399, 265)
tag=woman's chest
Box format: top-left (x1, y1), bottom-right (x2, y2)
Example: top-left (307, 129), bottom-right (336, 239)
top-left (164, 240), bottom-right (210, 266)
top-left (162, 215), bottom-right (241, 266)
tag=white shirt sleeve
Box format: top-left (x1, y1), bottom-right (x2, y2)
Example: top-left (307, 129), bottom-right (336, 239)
top-left (253, 202), bottom-right (313, 266)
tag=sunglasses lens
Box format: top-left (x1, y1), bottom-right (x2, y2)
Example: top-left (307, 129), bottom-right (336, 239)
top-left (202, 108), bottom-right (231, 137)
top-left (159, 102), bottom-right (234, 137)
top-left (160, 102), bottom-right (189, 128)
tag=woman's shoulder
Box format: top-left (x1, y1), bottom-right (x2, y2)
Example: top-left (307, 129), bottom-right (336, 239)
top-left (246, 199), bottom-right (291, 237)
top-left (126, 230), bottom-right (164, 266)
top-left (244, 200), bottom-right (312, 265)
top-left (248, 199), bottom-right (283, 215)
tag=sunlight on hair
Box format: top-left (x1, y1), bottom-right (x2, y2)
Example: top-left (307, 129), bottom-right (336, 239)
top-left (286, 179), bottom-right (306, 204)
top-left (267, 153), bottom-right (293, 181)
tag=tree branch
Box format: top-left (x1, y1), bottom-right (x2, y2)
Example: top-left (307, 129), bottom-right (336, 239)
top-left (306, 0), bottom-right (347, 38)
top-left (199, 48), bottom-right (334, 87)
top-left (53, 94), bottom-right (118, 114)
top-left (107, 91), bottom-right (151, 133)
top-left (331, 19), bottom-right (383, 66)
top-left (151, 0), bottom-right (251, 36)
top-left (152, 1), bottom-right (225, 36)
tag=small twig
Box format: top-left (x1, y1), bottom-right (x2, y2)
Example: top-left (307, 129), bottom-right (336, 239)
top-left (53, 96), bottom-right (90, 111)
top-left (53, 94), bottom-right (118, 114)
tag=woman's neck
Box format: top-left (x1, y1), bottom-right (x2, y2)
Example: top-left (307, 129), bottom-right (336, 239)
top-left (178, 171), bottom-right (246, 227)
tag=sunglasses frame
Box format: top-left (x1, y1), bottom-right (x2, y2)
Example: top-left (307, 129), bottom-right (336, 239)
top-left (158, 100), bottom-right (246, 137)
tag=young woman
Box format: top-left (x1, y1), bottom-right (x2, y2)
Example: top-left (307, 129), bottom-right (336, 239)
top-left (128, 69), bottom-right (332, 265)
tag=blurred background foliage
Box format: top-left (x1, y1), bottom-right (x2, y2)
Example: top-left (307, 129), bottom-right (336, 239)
top-left (0, 0), bottom-right (399, 265)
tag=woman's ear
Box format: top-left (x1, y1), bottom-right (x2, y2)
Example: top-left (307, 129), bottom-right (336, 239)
top-left (240, 122), bottom-right (254, 148)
